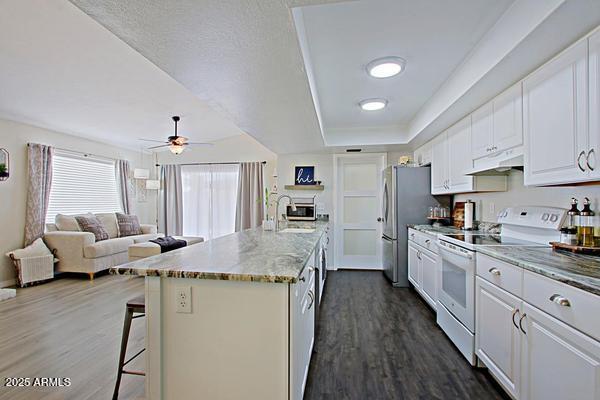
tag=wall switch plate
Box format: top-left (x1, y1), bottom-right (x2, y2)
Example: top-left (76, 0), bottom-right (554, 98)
top-left (175, 286), bottom-right (192, 313)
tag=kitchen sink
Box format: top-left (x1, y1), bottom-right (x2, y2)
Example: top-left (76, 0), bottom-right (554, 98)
top-left (279, 228), bottom-right (316, 233)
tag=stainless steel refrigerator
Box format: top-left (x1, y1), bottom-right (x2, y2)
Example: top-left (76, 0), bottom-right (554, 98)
top-left (381, 165), bottom-right (450, 287)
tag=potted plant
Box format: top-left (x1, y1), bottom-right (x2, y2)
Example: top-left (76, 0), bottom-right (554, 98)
top-left (0, 163), bottom-right (8, 179)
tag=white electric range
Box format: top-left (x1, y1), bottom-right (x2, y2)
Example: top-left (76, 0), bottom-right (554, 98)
top-left (435, 206), bottom-right (567, 365)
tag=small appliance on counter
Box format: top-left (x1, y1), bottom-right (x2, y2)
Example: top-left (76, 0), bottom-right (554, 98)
top-left (286, 197), bottom-right (316, 221)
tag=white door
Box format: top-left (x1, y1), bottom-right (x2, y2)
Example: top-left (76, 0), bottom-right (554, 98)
top-left (523, 39), bottom-right (589, 186)
top-left (521, 302), bottom-right (600, 400)
top-left (431, 133), bottom-right (448, 194)
top-left (471, 101), bottom-right (494, 160)
top-left (335, 154), bottom-right (385, 269)
top-left (407, 242), bottom-right (420, 289)
top-left (420, 248), bottom-right (438, 309)
top-left (493, 82), bottom-right (523, 153)
top-left (475, 277), bottom-right (521, 399)
top-left (589, 30), bottom-right (600, 179)
top-left (448, 116), bottom-right (474, 192)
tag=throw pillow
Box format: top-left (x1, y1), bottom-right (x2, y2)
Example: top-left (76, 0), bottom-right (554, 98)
top-left (94, 213), bottom-right (119, 239)
top-left (116, 213), bottom-right (142, 237)
top-left (6, 238), bottom-right (52, 260)
top-left (55, 213), bottom-right (85, 231)
top-left (75, 215), bottom-right (109, 242)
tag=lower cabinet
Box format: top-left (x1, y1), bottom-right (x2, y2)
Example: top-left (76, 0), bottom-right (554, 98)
top-left (290, 261), bottom-right (316, 400)
top-left (408, 240), bottom-right (438, 310)
top-left (475, 277), bottom-right (521, 399)
top-left (476, 273), bottom-right (600, 400)
top-left (520, 303), bottom-right (600, 400)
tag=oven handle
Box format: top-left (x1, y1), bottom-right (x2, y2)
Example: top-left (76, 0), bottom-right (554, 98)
top-left (438, 241), bottom-right (474, 260)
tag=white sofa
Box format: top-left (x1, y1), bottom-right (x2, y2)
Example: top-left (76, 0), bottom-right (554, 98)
top-left (43, 213), bottom-right (161, 279)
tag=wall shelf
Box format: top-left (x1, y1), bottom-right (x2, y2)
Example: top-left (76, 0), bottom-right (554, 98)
top-left (284, 185), bottom-right (324, 191)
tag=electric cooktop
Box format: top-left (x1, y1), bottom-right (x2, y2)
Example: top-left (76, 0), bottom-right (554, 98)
top-left (439, 233), bottom-right (545, 249)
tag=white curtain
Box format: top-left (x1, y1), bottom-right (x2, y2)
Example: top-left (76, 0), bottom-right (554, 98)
top-left (181, 164), bottom-right (239, 240)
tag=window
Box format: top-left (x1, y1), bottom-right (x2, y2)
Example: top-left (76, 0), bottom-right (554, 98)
top-left (46, 152), bottom-right (122, 223)
top-left (181, 164), bottom-right (239, 240)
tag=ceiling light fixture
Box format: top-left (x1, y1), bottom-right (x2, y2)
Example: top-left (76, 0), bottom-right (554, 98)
top-left (359, 98), bottom-right (388, 111)
top-left (366, 56), bottom-right (406, 78)
top-left (169, 143), bottom-right (185, 155)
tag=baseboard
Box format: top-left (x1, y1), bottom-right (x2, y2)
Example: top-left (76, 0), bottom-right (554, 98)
top-left (0, 278), bottom-right (16, 288)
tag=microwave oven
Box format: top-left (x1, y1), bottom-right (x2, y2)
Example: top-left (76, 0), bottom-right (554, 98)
top-left (286, 201), bottom-right (316, 221)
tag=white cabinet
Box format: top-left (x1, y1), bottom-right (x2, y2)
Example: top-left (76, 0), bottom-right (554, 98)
top-left (431, 133), bottom-right (448, 193)
top-left (431, 117), bottom-right (506, 195)
top-left (589, 29), bottom-right (600, 180)
top-left (414, 141), bottom-right (433, 166)
top-left (476, 254), bottom-right (600, 400)
top-left (448, 116), bottom-right (474, 193)
top-left (472, 83), bottom-right (523, 161)
top-left (475, 277), bottom-right (521, 399)
top-left (290, 256), bottom-right (316, 400)
top-left (523, 39), bottom-right (589, 186)
top-left (408, 242), bottom-right (421, 289)
top-left (408, 237), bottom-right (438, 310)
top-left (521, 302), bottom-right (600, 400)
top-left (420, 249), bottom-right (438, 308)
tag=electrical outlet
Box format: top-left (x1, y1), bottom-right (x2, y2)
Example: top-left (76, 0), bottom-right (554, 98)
top-left (175, 286), bottom-right (192, 313)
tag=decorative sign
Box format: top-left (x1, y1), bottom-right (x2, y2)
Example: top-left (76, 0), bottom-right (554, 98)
top-left (295, 166), bottom-right (315, 185)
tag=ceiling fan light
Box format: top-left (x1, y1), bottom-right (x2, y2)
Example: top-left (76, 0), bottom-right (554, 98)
top-left (169, 143), bottom-right (185, 155)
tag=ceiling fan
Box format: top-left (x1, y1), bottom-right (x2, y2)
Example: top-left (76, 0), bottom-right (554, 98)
top-left (139, 116), bottom-right (214, 155)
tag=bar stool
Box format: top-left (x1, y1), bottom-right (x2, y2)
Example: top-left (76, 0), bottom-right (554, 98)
top-left (113, 295), bottom-right (146, 400)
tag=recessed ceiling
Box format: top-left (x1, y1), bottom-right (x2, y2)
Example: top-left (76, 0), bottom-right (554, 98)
top-left (0, 0), bottom-right (244, 151)
top-left (293, 0), bottom-right (514, 145)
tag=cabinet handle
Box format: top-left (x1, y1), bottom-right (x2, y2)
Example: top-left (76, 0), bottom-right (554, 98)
top-left (587, 149), bottom-right (595, 171)
top-left (425, 239), bottom-right (431, 244)
top-left (512, 308), bottom-right (520, 330)
top-left (307, 290), bottom-right (315, 309)
top-left (299, 276), bottom-right (306, 282)
top-left (308, 266), bottom-right (315, 273)
top-left (549, 294), bottom-right (571, 307)
top-left (410, 233), bottom-right (415, 239)
top-left (488, 267), bottom-right (501, 276)
top-left (519, 313), bottom-right (527, 335)
top-left (577, 150), bottom-right (586, 172)
top-left (417, 251), bottom-right (421, 260)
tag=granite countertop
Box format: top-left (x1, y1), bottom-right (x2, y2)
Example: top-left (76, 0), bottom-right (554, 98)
top-left (408, 224), bottom-right (464, 236)
top-left (476, 246), bottom-right (600, 296)
top-left (110, 221), bottom-right (328, 284)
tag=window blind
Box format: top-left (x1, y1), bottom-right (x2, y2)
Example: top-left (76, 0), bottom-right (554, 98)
top-left (46, 152), bottom-right (122, 224)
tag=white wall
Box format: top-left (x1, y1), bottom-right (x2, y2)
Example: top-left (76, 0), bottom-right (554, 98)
top-left (455, 170), bottom-right (600, 222)
top-left (0, 118), bottom-right (155, 287)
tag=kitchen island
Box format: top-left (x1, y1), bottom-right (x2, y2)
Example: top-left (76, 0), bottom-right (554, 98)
top-left (111, 221), bottom-right (329, 400)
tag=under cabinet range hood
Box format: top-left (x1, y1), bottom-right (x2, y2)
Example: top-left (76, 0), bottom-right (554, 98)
top-left (466, 148), bottom-right (524, 176)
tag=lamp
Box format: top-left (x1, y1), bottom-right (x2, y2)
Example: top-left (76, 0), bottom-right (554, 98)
top-left (134, 168), bottom-right (150, 179)
top-left (146, 180), bottom-right (160, 190)
top-left (169, 144), bottom-right (185, 155)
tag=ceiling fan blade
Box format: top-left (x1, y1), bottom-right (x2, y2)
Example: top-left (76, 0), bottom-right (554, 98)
top-left (186, 142), bottom-right (215, 147)
top-left (139, 138), bottom-right (168, 143)
top-left (147, 144), bottom-right (171, 149)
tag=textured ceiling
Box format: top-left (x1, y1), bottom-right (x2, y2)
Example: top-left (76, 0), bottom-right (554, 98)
top-left (0, 0), bottom-right (245, 150)
top-left (69, 0), bottom-right (346, 154)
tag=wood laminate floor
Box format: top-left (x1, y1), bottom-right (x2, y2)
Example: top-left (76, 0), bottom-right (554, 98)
top-left (0, 271), bottom-right (508, 400)
top-left (305, 270), bottom-right (509, 400)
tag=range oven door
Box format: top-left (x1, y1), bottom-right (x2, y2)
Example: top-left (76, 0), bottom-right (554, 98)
top-left (437, 240), bottom-right (476, 332)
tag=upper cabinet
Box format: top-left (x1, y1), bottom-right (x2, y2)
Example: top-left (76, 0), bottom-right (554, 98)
top-left (472, 83), bottom-right (523, 161)
top-left (589, 29), bottom-right (600, 181)
top-left (523, 38), bottom-right (589, 186)
top-left (431, 116), bottom-right (506, 195)
top-left (414, 141), bottom-right (432, 166)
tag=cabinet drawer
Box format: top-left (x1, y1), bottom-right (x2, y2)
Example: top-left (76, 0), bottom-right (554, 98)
top-left (523, 270), bottom-right (600, 342)
top-left (408, 229), bottom-right (437, 253)
top-left (476, 253), bottom-right (523, 297)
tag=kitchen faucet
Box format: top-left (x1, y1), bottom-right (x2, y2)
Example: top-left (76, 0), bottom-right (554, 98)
top-left (275, 194), bottom-right (296, 232)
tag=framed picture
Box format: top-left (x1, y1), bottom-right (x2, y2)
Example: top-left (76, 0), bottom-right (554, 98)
top-left (295, 166), bottom-right (315, 185)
